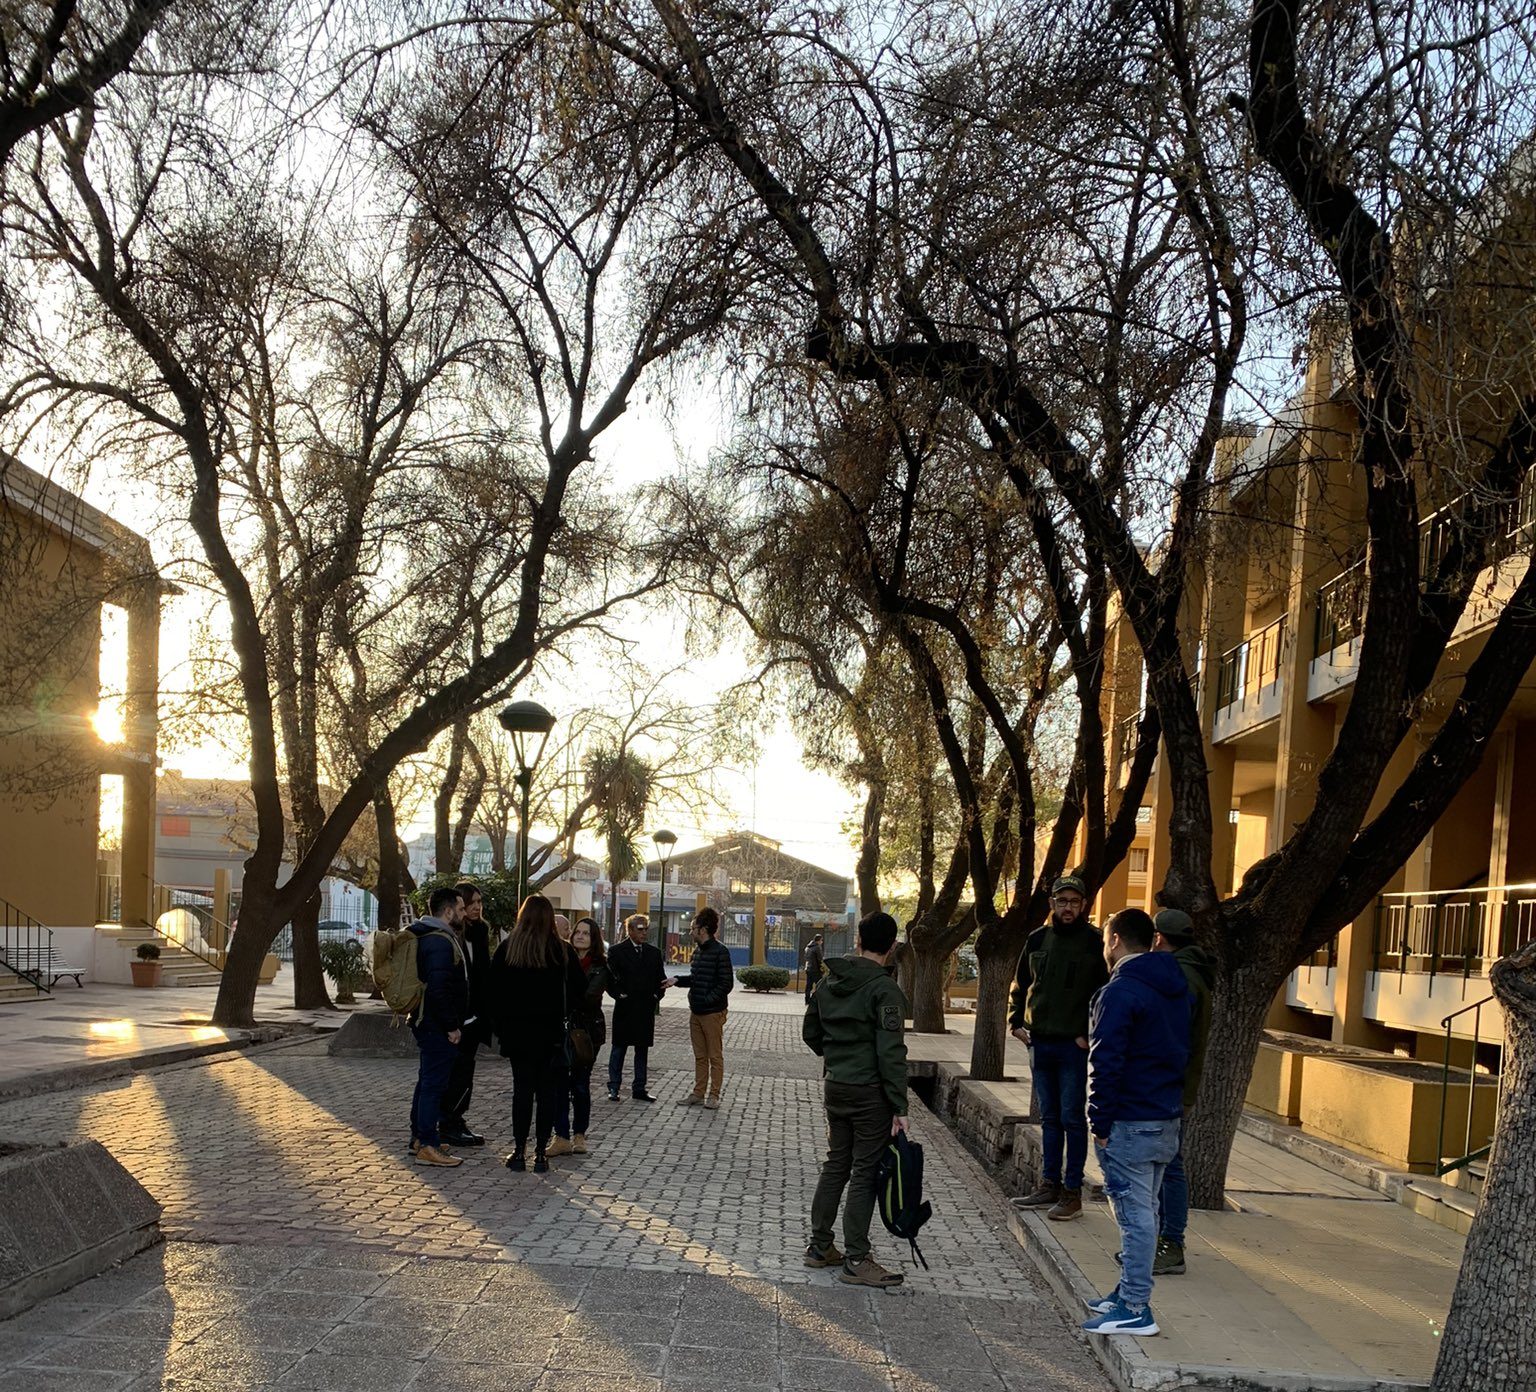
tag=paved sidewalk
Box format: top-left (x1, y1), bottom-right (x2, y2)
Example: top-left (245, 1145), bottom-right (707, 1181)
top-left (0, 1007), bottom-right (1112, 1392)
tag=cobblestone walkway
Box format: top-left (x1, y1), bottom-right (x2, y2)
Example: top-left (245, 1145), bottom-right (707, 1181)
top-left (0, 1009), bottom-right (1111, 1391)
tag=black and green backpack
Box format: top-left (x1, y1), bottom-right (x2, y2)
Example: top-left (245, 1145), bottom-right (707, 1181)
top-left (876, 1130), bottom-right (933, 1268)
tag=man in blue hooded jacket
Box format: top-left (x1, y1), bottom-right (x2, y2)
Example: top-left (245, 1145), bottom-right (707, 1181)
top-left (1081, 907), bottom-right (1190, 1337)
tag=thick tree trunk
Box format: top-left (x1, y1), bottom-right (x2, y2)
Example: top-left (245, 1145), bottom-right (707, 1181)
top-left (910, 942), bottom-right (950, 1034)
top-left (212, 883), bottom-right (277, 1029)
top-left (1433, 942), bottom-right (1536, 1392)
top-left (435, 717), bottom-right (469, 875)
top-left (1184, 957), bottom-right (1286, 1207)
top-left (855, 780), bottom-right (884, 915)
top-left (894, 940), bottom-right (915, 1019)
top-left (374, 792), bottom-right (405, 936)
top-left (968, 936), bottom-right (1016, 1082)
top-left (288, 888), bottom-right (333, 1011)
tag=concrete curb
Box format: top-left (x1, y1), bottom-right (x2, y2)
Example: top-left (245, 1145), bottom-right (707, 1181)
top-left (0, 1024), bottom-right (301, 1102)
top-left (1005, 1208), bottom-right (1428, 1392)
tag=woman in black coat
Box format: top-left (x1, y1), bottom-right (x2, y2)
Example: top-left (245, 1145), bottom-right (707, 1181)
top-left (488, 893), bottom-right (588, 1172)
top-left (549, 916), bottom-right (608, 1156)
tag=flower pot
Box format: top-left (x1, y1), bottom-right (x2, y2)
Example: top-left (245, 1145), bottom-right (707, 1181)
top-left (130, 960), bottom-right (162, 987)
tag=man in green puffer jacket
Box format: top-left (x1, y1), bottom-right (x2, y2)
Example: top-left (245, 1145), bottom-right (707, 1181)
top-left (802, 911), bottom-right (910, 1289)
top-left (1009, 874), bottom-right (1110, 1221)
top-left (1150, 907), bottom-right (1216, 1275)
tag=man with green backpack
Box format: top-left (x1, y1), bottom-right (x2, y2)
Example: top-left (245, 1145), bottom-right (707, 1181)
top-left (375, 886), bottom-right (469, 1168)
top-left (802, 910), bottom-right (911, 1288)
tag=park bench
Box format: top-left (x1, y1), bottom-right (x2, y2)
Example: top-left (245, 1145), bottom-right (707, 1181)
top-left (2, 945), bottom-right (86, 990)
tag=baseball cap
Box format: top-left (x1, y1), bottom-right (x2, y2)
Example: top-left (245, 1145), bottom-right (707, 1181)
top-left (1154, 908), bottom-right (1196, 943)
top-left (1051, 875), bottom-right (1088, 898)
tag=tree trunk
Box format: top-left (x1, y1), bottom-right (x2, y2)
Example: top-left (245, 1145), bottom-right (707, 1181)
top-left (212, 882), bottom-right (277, 1029)
top-left (910, 941), bottom-right (950, 1033)
top-left (374, 792), bottom-right (405, 935)
top-left (856, 779), bottom-right (884, 915)
top-left (1184, 957), bottom-right (1285, 1207)
top-left (288, 887), bottom-right (333, 1011)
top-left (894, 940), bottom-right (915, 1019)
top-left (1433, 942), bottom-right (1536, 1392)
top-left (968, 936), bottom-right (1016, 1082)
top-left (435, 716), bottom-right (469, 875)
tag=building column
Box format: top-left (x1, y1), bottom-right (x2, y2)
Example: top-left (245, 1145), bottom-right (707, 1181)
top-left (751, 891), bottom-right (767, 966)
top-left (115, 586), bottom-right (160, 928)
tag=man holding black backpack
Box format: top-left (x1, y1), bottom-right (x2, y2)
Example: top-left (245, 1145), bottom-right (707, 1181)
top-left (802, 911), bottom-right (910, 1288)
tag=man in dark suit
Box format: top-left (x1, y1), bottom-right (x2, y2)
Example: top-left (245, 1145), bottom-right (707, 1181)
top-left (440, 881), bottom-right (496, 1146)
top-left (605, 913), bottom-right (671, 1101)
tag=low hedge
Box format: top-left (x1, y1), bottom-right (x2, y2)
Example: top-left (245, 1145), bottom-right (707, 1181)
top-left (736, 965), bottom-right (791, 993)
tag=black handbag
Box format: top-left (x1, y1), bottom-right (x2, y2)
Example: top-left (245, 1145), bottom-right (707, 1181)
top-left (564, 956), bottom-right (596, 1069)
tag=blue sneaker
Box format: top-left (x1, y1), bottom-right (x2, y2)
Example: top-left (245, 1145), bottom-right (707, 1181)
top-left (1082, 1299), bottom-right (1159, 1336)
top-left (1084, 1285), bottom-right (1120, 1314)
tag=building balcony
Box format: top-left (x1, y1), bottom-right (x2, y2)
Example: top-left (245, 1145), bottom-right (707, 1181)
top-left (1213, 615), bottom-right (1285, 741)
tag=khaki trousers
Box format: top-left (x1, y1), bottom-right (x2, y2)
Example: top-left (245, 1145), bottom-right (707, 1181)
top-left (690, 1010), bottom-right (727, 1098)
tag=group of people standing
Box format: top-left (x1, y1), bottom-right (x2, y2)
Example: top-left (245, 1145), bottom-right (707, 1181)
top-left (1009, 874), bottom-right (1213, 1337)
top-left (405, 887), bottom-right (737, 1172)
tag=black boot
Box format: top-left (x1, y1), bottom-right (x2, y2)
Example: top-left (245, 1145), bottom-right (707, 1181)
top-left (505, 1146), bottom-right (527, 1172)
top-left (533, 1145), bottom-right (549, 1174)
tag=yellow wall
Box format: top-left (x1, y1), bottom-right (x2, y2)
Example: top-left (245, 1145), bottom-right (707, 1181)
top-left (0, 515), bottom-right (104, 925)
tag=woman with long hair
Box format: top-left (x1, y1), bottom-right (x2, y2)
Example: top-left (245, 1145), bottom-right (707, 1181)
top-left (488, 894), bottom-right (588, 1172)
top-left (548, 916), bottom-right (608, 1157)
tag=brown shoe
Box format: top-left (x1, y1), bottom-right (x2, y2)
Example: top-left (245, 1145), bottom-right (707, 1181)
top-left (703, 1096), bottom-right (721, 1110)
top-left (571, 1133), bottom-right (588, 1154)
top-left (415, 1145), bottom-right (462, 1168)
top-left (1047, 1188), bottom-right (1083, 1221)
top-left (546, 1137), bottom-right (574, 1157)
top-left (840, 1256), bottom-right (904, 1288)
top-left (804, 1241), bottom-right (844, 1269)
top-left (1012, 1181), bottom-right (1061, 1210)
top-left (676, 1094), bottom-right (704, 1106)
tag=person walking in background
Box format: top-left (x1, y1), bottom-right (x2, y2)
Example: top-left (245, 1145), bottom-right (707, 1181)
top-left (803, 933), bottom-right (826, 1002)
top-left (488, 894), bottom-right (588, 1174)
top-left (1082, 908), bottom-right (1191, 1337)
top-left (1150, 907), bottom-right (1214, 1277)
top-left (550, 916), bottom-right (608, 1157)
top-left (439, 881), bottom-right (495, 1148)
top-left (408, 886), bottom-right (467, 1169)
top-left (673, 907), bottom-right (734, 1110)
top-left (1009, 874), bottom-right (1109, 1222)
top-left (605, 913), bottom-right (670, 1102)
top-left (803, 911), bottom-right (910, 1289)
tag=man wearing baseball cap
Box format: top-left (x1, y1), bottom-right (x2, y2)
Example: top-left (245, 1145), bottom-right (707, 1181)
top-left (1009, 873), bottom-right (1109, 1221)
top-left (1150, 907), bottom-right (1215, 1275)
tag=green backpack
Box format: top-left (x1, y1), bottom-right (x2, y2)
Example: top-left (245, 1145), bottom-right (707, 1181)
top-left (372, 925), bottom-right (460, 1017)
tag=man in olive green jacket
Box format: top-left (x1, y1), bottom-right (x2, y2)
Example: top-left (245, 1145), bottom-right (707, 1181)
top-left (1152, 908), bottom-right (1216, 1275)
top-left (803, 911), bottom-right (909, 1288)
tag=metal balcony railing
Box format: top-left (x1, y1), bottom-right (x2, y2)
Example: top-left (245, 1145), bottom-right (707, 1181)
top-left (1373, 884), bottom-right (1536, 981)
top-left (1216, 616), bottom-right (1286, 712)
top-left (0, 898), bottom-right (54, 995)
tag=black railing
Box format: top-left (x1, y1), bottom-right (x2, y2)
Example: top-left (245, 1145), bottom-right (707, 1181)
top-left (1, 898), bottom-right (55, 995)
top-left (1436, 994), bottom-right (1500, 1178)
top-left (1216, 616), bottom-right (1286, 713)
top-left (1314, 560), bottom-right (1367, 656)
top-left (271, 921), bottom-right (370, 964)
top-left (1373, 885), bottom-right (1536, 981)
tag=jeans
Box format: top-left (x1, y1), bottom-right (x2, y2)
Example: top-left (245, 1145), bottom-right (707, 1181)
top-left (689, 1010), bottom-right (727, 1098)
top-left (1159, 1145), bottom-right (1188, 1245)
top-left (441, 1033), bottom-right (479, 1129)
top-left (556, 1064), bottom-right (594, 1138)
top-left (510, 1049), bottom-right (567, 1151)
top-left (809, 1080), bottom-right (892, 1262)
top-left (1030, 1037), bottom-right (1090, 1190)
top-left (1100, 1118), bottom-right (1181, 1308)
top-left (409, 1025), bottom-right (458, 1148)
top-left (607, 1043), bottom-right (649, 1096)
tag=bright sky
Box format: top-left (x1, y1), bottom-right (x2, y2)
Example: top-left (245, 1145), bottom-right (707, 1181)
top-left (82, 386), bottom-right (864, 878)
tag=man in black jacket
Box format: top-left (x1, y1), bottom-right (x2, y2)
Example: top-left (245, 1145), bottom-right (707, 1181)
top-left (803, 933), bottom-right (825, 1002)
top-left (605, 914), bottom-right (671, 1101)
top-left (673, 907), bottom-right (734, 1109)
top-left (1008, 874), bottom-right (1110, 1221)
top-left (439, 882), bottom-right (495, 1147)
top-left (409, 886), bottom-right (468, 1168)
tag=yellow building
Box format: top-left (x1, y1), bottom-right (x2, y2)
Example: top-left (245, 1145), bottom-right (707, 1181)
top-left (0, 454), bottom-right (164, 995)
top-left (1090, 338), bottom-right (1535, 1180)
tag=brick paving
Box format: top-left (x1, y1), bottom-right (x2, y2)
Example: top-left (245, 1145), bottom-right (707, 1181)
top-left (0, 1005), bottom-right (1111, 1391)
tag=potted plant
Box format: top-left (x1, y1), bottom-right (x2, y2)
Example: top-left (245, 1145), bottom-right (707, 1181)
top-left (131, 941), bottom-right (162, 987)
top-left (318, 938), bottom-right (369, 1005)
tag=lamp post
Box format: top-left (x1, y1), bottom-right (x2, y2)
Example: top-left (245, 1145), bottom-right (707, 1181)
top-left (498, 700), bottom-right (556, 910)
top-left (653, 830), bottom-right (677, 965)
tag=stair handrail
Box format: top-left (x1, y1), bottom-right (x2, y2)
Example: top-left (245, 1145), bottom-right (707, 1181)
top-left (1436, 992), bottom-right (1501, 1177)
top-left (128, 912), bottom-right (226, 974)
top-left (0, 897), bottom-right (54, 995)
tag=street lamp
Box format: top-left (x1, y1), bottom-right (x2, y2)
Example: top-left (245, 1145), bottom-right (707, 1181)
top-left (653, 830), bottom-right (677, 964)
top-left (498, 700), bottom-right (556, 910)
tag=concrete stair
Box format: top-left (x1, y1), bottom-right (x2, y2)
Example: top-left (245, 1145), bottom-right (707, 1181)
top-left (0, 977), bottom-right (46, 1004)
top-left (105, 925), bottom-right (224, 988)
